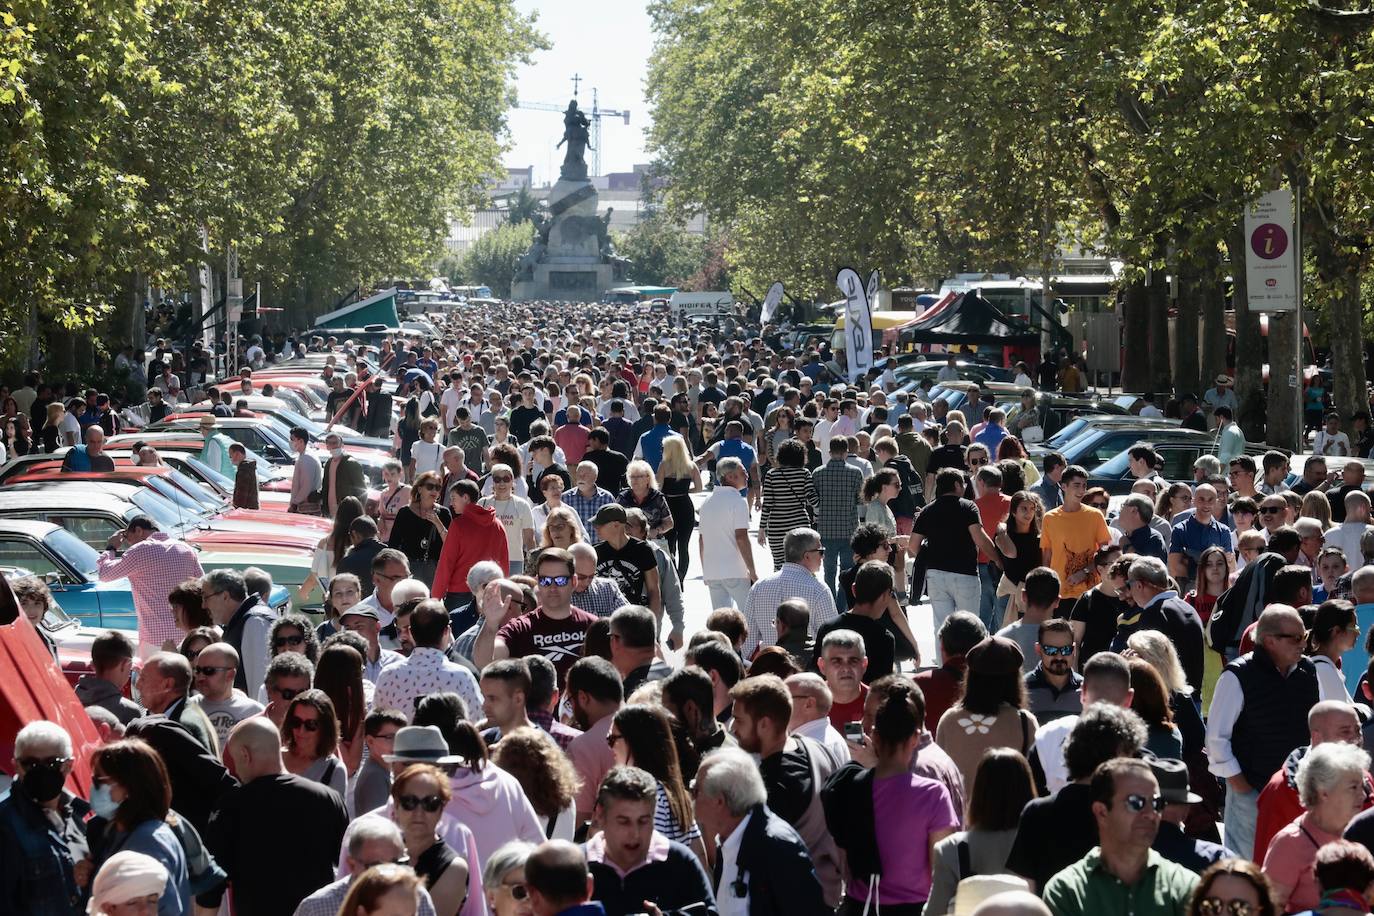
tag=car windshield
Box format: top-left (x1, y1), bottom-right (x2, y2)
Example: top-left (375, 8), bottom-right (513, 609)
top-left (272, 407), bottom-right (362, 439)
top-left (1092, 448), bottom-right (1135, 477)
top-left (144, 475), bottom-right (213, 517)
top-left (1044, 417), bottom-right (1093, 450)
top-left (128, 490), bottom-right (189, 531)
top-left (44, 528), bottom-right (99, 579)
top-left (163, 467), bottom-right (226, 509)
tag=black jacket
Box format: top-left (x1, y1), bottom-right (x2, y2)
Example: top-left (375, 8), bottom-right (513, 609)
top-left (364, 388), bottom-right (393, 438)
top-left (338, 537), bottom-right (386, 596)
top-left (713, 804), bottom-right (828, 916)
top-left (125, 715), bottom-right (237, 835)
top-left (589, 839), bottom-right (717, 916)
top-left (1211, 552), bottom-right (1288, 651)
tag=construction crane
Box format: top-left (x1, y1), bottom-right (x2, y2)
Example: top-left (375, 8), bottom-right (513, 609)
top-left (515, 77), bottom-right (630, 178)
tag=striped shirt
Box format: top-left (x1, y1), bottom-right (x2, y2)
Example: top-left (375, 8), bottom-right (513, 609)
top-left (655, 782), bottom-right (703, 848)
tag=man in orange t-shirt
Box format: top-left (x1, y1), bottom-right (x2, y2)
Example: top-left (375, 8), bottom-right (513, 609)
top-left (1040, 465), bottom-right (1112, 599)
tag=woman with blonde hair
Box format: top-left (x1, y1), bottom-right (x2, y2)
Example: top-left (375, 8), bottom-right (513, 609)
top-left (1303, 490), bottom-right (1336, 531)
top-left (491, 727), bottom-right (581, 840)
top-left (536, 505), bottom-right (584, 551)
top-left (1125, 629), bottom-right (1206, 759)
top-left (656, 435), bottom-right (701, 585)
top-left (41, 401), bottom-right (65, 452)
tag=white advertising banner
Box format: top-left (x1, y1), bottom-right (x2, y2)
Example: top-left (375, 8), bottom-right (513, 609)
top-left (1244, 188), bottom-right (1297, 312)
top-left (836, 268), bottom-right (877, 382)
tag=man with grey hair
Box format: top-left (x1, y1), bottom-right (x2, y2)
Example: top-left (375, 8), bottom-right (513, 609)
top-left (565, 459), bottom-right (617, 541)
top-left (741, 527), bottom-right (837, 657)
top-left (0, 721), bottom-right (90, 913)
top-left (567, 541), bottom-right (627, 619)
top-left (1115, 494), bottom-right (1167, 562)
top-left (1115, 556), bottom-right (1204, 695)
top-left (1206, 603), bottom-right (1319, 868)
top-left (202, 567), bottom-right (272, 693)
top-left (292, 816), bottom-right (439, 916)
top-left (785, 672), bottom-right (849, 761)
top-left (698, 456), bottom-right (758, 615)
top-left (693, 747), bottom-right (828, 916)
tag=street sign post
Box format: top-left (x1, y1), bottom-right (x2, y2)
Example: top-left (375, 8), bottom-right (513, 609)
top-left (1244, 188), bottom-right (1297, 313)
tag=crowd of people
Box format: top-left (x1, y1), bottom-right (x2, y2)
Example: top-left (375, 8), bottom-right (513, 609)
top-left (9, 299), bottom-right (1374, 916)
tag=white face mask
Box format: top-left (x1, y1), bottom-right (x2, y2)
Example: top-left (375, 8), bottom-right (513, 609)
top-left (330, 446), bottom-right (344, 458)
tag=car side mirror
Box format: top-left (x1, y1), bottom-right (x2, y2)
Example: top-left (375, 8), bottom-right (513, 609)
top-left (40, 570), bottom-right (65, 588)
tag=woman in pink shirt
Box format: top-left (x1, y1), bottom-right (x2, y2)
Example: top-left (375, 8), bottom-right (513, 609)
top-left (1263, 741), bottom-right (1371, 912)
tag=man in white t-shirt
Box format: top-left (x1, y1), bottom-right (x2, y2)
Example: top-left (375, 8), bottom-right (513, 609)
top-left (1314, 411), bottom-right (1352, 457)
top-left (697, 457), bottom-right (758, 612)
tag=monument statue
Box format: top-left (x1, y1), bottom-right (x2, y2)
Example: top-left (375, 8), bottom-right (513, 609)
top-left (510, 97), bottom-right (616, 301)
top-left (556, 101), bottom-right (593, 181)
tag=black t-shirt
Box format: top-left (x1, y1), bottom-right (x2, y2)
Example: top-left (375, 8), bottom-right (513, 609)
top-left (205, 774), bottom-right (348, 916)
top-left (509, 405), bottom-right (544, 442)
top-left (815, 612), bottom-right (895, 683)
top-left (759, 740), bottom-right (814, 827)
top-left (1068, 587), bottom-right (1126, 669)
top-left (913, 496), bottom-right (981, 575)
top-left (1330, 484), bottom-right (1362, 523)
top-left (596, 537), bottom-right (658, 604)
top-left (585, 448), bottom-right (630, 493)
top-left (926, 443), bottom-right (967, 479)
top-left (1005, 783), bottom-right (1097, 891)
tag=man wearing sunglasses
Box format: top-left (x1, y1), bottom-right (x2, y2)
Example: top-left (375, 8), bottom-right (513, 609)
top-left (490, 549), bottom-right (599, 684)
top-left (1042, 758), bottom-right (1199, 914)
top-left (0, 720), bottom-right (90, 915)
top-left (191, 641), bottom-right (264, 748)
top-left (1206, 604), bottom-right (1320, 874)
top-left (1024, 618), bottom-right (1082, 726)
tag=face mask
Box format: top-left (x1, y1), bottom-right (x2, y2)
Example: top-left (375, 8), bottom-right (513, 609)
top-left (90, 783), bottom-right (120, 819)
top-left (20, 763), bottom-right (66, 803)
top-left (331, 447), bottom-right (344, 458)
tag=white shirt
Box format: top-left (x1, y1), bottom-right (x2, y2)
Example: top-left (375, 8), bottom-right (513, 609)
top-left (792, 716), bottom-right (851, 762)
top-left (815, 418), bottom-right (835, 456)
top-left (1034, 714), bottom-right (1077, 794)
top-left (1315, 430), bottom-right (1352, 457)
top-left (373, 647), bottom-right (482, 724)
top-left (716, 810), bottom-right (754, 916)
top-left (439, 387), bottom-right (464, 426)
top-left (1014, 372), bottom-right (1034, 388)
top-left (936, 366), bottom-right (960, 382)
top-left (698, 487), bottom-right (753, 580)
top-left (1313, 654), bottom-right (1352, 703)
top-left (1325, 522), bottom-right (1372, 568)
top-left (1140, 404), bottom-right (1164, 418)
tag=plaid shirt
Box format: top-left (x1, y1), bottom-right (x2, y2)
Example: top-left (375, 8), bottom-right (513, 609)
top-left (293, 876), bottom-right (437, 916)
top-left (564, 486), bottom-right (616, 542)
top-left (742, 562), bottom-right (838, 657)
top-left (529, 709), bottom-right (583, 751)
top-left (96, 532), bottom-right (205, 649)
top-left (572, 575), bottom-right (628, 617)
top-left (812, 459), bottom-right (864, 541)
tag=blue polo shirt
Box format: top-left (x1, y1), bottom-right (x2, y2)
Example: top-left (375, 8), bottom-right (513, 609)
top-left (1168, 515), bottom-right (1232, 580)
top-left (636, 423), bottom-right (676, 472)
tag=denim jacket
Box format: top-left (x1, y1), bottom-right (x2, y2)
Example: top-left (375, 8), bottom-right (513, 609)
top-left (0, 785), bottom-right (91, 915)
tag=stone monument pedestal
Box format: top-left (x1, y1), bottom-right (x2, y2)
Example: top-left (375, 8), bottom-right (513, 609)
top-left (511, 112), bottom-right (621, 301)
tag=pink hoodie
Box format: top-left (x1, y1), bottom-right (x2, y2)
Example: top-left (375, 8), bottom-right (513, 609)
top-left (445, 762), bottom-right (546, 866)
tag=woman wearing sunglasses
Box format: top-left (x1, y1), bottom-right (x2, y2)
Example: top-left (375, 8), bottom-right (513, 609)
top-left (279, 689), bottom-right (347, 798)
top-left (87, 739), bottom-right (191, 915)
top-left (1187, 857), bottom-right (1277, 916)
top-left (389, 764), bottom-right (469, 916)
top-left (387, 470), bottom-right (452, 588)
top-left (483, 841), bottom-right (537, 916)
top-left (1262, 742), bottom-right (1372, 912)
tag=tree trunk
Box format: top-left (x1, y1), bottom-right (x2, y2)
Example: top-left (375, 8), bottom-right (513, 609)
top-left (1120, 276), bottom-right (1150, 391)
top-left (1308, 188), bottom-right (1368, 437)
top-left (1174, 254), bottom-right (1202, 397)
top-left (1227, 222), bottom-right (1266, 441)
top-left (1198, 246), bottom-right (1229, 398)
top-left (1266, 310), bottom-right (1301, 451)
top-left (1147, 266), bottom-right (1172, 393)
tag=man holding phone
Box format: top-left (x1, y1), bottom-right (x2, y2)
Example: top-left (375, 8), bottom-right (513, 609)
top-left (97, 515), bottom-right (205, 658)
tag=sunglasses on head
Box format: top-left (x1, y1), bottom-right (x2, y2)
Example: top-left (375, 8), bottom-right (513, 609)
top-left (1123, 793), bottom-right (1167, 813)
top-left (286, 716), bottom-right (320, 733)
top-left (537, 574), bottom-right (571, 587)
top-left (273, 634), bottom-right (305, 649)
top-left (1040, 644), bottom-right (1074, 657)
top-left (397, 794), bottom-right (445, 813)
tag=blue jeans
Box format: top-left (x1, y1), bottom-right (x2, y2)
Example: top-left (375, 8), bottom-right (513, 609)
top-left (822, 537), bottom-right (855, 610)
top-left (1223, 785), bottom-right (1260, 862)
top-left (977, 562), bottom-right (1003, 632)
top-left (926, 569), bottom-right (982, 633)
